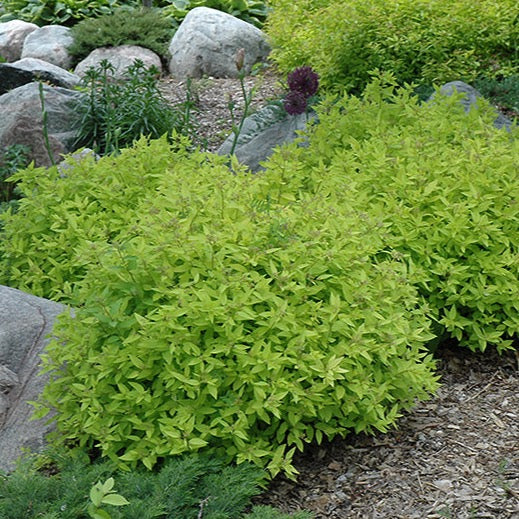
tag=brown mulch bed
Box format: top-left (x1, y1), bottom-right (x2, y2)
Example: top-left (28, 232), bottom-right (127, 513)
top-left (253, 345), bottom-right (519, 519)
top-left (159, 70), bottom-right (519, 519)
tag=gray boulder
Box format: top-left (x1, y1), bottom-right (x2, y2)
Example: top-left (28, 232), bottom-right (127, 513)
top-left (0, 285), bottom-right (65, 474)
top-left (21, 25), bottom-right (73, 69)
top-left (74, 45), bottom-right (163, 79)
top-left (0, 20), bottom-right (38, 62)
top-left (429, 81), bottom-right (513, 131)
top-left (169, 7), bottom-right (270, 79)
top-left (12, 57), bottom-right (80, 88)
top-left (0, 82), bottom-right (83, 167)
top-left (0, 59), bottom-right (80, 94)
top-left (0, 63), bottom-right (36, 94)
top-left (218, 104), bottom-right (312, 172)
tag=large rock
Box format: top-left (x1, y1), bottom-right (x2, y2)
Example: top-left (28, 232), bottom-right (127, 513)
top-left (0, 59), bottom-right (79, 94)
top-left (0, 285), bottom-right (65, 474)
top-left (21, 25), bottom-right (73, 69)
top-left (12, 57), bottom-right (80, 89)
top-left (169, 7), bottom-right (270, 79)
top-left (428, 81), bottom-right (513, 131)
top-left (74, 45), bottom-right (163, 79)
top-left (0, 63), bottom-right (36, 94)
top-left (218, 104), bottom-right (312, 172)
top-left (0, 82), bottom-right (83, 167)
top-left (0, 20), bottom-right (38, 62)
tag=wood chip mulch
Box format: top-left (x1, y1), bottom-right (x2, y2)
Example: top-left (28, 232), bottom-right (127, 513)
top-left (254, 345), bottom-right (519, 519)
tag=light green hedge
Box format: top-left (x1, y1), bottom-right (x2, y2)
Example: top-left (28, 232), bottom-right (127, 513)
top-left (266, 0), bottom-right (519, 92)
top-left (262, 73), bottom-right (519, 353)
top-left (1, 136), bottom-right (438, 477)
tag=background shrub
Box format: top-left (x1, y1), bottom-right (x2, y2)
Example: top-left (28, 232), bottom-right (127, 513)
top-left (0, 137), bottom-right (438, 477)
top-left (161, 0), bottom-right (270, 28)
top-left (262, 73), bottom-right (519, 353)
top-left (0, 138), bottom-right (191, 299)
top-left (0, 0), bottom-right (141, 26)
top-left (1, 449), bottom-right (310, 518)
top-left (68, 6), bottom-right (176, 64)
top-left (0, 0), bottom-right (270, 28)
top-left (0, 144), bottom-right (29, 216)
top-left (265, 0), bottom-right (519, 93)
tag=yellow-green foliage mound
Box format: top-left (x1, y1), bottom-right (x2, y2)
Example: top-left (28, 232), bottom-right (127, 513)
top-left (1, 138), bottom-right (438, 477)
top-left (266, 0), bottom-right (519, 92)
top-left (263, 74), bottom-right (519, 353)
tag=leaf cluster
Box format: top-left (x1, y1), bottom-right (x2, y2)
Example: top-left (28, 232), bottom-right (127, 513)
top-left (73, 59), bottom-right (192, 156)
top-left (0, 136), bottom-right (438, 476)
top-left (0, 0), bottom-right (141, 26)
top-left (0, 144), bottom-right (30, 210)
top-left (475, 75), bottom-right (519, 117)
top-left (161, 0), bottom-right (271, 28)
top-left (265, 0), bottom-right (519, 93)
top-left (264, 72), bottom-right (519, 353)
top-left (1, 449), bottom-right (308, 518)
top-left (68, 6), bottom-right (176, 64)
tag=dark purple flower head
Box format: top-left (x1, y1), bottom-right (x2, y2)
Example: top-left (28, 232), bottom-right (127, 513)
top-left (287, 66), bottom-right (319, 98)
top-left (283, 90), bottom-right (307, 115)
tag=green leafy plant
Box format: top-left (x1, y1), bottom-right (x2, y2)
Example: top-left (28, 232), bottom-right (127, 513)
top-left (266, 0), bottom-right (519, 93)
top-left (0, 0), bottom-right (140, 26)
top-left (0, 144), bottom-right (30, 209)
top-left (162, 0), bottom-right (270, 28)
top-left (263, 72), bottom-right (519, 353)
top-left (73, 59), bottom-right (189, 155)
top-left (87, 477), bottom-right (129, 519)
top-left (475, 75), bottom-right (519, 118)
top-left (68, 6), bottom-right (175, 65)
top-left (1, 448), bottom-right (305, 518)
top-left (3, 135), bottom-right (438, 477)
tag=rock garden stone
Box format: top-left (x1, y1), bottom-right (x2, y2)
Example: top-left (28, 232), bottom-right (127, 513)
top-left (0, 82), bottom-right (83, 167)
top-left (11, 57), bottom-right (80, 88)
top-left (0, 59), bottom-right (79, 94)
top-left (0, 20), bottom-right (38, 62)
top-left (0, 285), bottom-right (65, 474)
top-left (0, 63), bottom-right (37, 94)
top-left (74, 45), bottom-right (163, 79)
top-left (168, 7), bottom-right (270, 79)
top-left (217, 104), bottom-right (314, 173)
top-left (21, 25), bottom-right (73, 69)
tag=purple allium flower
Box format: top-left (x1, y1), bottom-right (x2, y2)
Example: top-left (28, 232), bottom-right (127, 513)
top-left (287, 66), bottom-right (319, 98)
top-left (283, 90), bottom-right (307, 115)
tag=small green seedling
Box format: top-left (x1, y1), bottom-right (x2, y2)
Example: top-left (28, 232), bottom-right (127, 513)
top-left (87, 477), bottom-right (129, 519)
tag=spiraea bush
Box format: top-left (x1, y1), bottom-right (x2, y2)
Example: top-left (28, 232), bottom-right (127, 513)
top-left (0, 136), bottom-right (437, 477)
top-left (266, 0), bottom-right (519, 93)
top-left (263, 73), bottom-right (519, 353)
top-left (0, 136), bottom-right (193, 300)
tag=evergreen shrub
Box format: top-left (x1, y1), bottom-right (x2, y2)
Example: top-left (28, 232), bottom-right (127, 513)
top-left (2, 137), bottom-right (438, 476)
top-left (265, 0), bottom-right (519, 93)
top-left (263, 73), bottom-right (519, 353)
top-left (68, 7), bottom-right (175, 64)
top-left (0, 449), bottom-right (309, 518)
